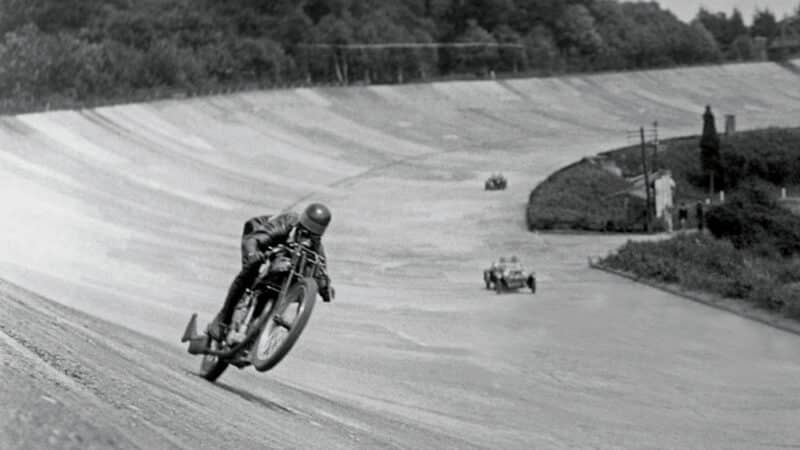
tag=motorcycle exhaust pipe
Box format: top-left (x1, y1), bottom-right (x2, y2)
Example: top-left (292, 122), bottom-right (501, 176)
top-left (181, 314), bottom-right (211, 355)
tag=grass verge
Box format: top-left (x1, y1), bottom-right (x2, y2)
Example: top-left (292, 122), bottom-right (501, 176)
top-left (592, 232), bottom-right (800, 327)
top-left (589, 252), bottom-right (800, 335)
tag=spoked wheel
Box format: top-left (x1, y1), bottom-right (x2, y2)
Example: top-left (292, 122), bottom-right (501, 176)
top-left (528, 276), bottom-right (537, 294)
top-left (199, 338), bottom-right (229, 382)
top-left (251, 278), bottom-right (317, 372)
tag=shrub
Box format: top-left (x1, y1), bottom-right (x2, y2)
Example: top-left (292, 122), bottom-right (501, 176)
top-left (706, 182), bottom-right (800, 256)
top-left (588, 127), bottom-right (800, 323)
top-left (528, 127), bottom-right (800, 234)
top-left (748, 282), bottom-right (781, 310)
top-left (719, 128), bottom-right (800, 188)
top-left (527, 160), bottom-right (642, 231)
top-left (601, 234), bottom-right (740, 284)
top-left (599, 231), bottom-right (800, 321)
top-left (782, 284), bottom-right (800, 319)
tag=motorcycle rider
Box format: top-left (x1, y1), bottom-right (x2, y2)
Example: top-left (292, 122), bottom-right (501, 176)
top-left (206, 203), bottom-right (334, 341)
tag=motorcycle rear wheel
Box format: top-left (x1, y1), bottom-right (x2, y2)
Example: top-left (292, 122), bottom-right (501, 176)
top-left (251, 278), bottom-right (317, 372)
top-left (199, 339), bottom-right (229, 382)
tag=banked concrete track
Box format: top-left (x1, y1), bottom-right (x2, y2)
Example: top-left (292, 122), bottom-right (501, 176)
top-left (2, 61), bottom-right (800, 449)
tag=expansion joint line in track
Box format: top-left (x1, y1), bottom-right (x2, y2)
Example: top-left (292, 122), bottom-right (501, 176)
top-left (285, 144), bottom-right (477, 210)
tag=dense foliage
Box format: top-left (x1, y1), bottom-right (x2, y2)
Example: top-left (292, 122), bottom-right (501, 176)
top-left (600, 187), bottom-right (800, 319)
top-left (706, 184), bottom-right (800, 257)
top-left (601, 127), bottom-right (800, 198)
top-left (526, 158), bottom-right (651, 232)
top-left (1, 0), bottom-right (798, 111)
top-left (598, 233), bottom-right (800, 318)
top-left (597, 146), bottom-right (800, 322)
top-left (527, 127), bottom-right (800, 232)
top-left (717, 128), bottom-right (800, 189)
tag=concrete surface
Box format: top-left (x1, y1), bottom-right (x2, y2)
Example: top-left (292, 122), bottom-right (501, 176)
top-left (1, 61), bottom-right (800, 449)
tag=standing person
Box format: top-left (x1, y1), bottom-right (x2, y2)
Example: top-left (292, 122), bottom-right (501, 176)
top-left (664, 204), bottom-right (674, 233)
top-left (696, 201), bottom-right (705, 231)
top-left (678, 202), bottom-right (688, 231)
top-left (653, 170), bottom-right (676, 220)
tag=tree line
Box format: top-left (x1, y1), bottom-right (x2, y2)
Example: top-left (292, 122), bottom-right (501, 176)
top-left (1, 0), bottom-right (798, 110)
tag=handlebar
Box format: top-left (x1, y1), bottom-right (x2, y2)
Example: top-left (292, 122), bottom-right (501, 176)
top-left (262, 242), bottom-right (330, 289)
top-left (265, 242), bottom-right (325, 263)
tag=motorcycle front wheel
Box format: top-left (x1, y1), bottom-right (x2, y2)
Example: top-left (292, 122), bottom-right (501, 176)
top-left (251, 277), bottom-right (317, 372)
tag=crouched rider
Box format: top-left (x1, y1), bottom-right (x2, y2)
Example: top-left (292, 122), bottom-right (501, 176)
top-left (206, 203), bottom-right (334, 340)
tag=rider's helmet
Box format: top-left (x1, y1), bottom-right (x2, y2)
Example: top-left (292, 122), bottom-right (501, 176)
top-left (499, 257), bottom-right (507, 264)
top-left (299, 202), bottom-right (332, 236)
top-left (510, 255), bottom-right (518, 263)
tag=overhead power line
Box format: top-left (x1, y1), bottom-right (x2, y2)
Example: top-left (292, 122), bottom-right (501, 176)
top-left (296, 42), bottom-right (524, 50)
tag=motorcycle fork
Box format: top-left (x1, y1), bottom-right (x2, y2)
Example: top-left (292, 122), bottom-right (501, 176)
top-left (273, 252), bottom-right (306, 317)
top-left (237, 290), bottom-right (257, 332)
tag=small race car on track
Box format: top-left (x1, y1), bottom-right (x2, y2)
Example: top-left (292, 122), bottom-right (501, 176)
top-left (485, 173), bottom-right (507, 190)
top-left (484, 256), bottom-right (536, 294)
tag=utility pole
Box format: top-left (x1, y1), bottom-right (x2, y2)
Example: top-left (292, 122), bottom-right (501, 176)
top-left (652, 121), bottom-right (659, 169)
top-left (627, 124), bottom-right (658, 232)
top-left (640, 127), bottom-right (652, 232)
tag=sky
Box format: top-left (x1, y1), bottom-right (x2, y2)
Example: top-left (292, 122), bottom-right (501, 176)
top-left (654, 0), bottom-right (799, 24)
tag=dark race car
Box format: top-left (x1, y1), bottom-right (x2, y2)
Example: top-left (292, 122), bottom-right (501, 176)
top-left (484, 258), bottom-right (536, 294)
top-left (485, 173), bottom-right (507, 190)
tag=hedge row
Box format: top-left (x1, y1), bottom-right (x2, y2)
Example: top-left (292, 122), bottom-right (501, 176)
top-left (526, 160), bottom-right (648, 232)
top-left (528, 127), bottom-right (800, 232)
top-left (599, 233), bottom-right (800, 318)
top-left (599, 186), bottom-right (800, 319)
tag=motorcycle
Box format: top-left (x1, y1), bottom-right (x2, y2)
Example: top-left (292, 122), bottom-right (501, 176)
top-left (181, 240), bottom-right (331, 382)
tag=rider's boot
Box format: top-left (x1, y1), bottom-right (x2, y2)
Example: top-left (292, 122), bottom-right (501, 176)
top-left (206, 314), bottom-right (229, 341)
top-left (207, 262), bottom-right (261, 340)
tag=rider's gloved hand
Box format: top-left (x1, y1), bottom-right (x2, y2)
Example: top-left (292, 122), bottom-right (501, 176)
top-left (244, 251), bottom-right (266, 266)
top-left (321, 286), bottom-right (334, 303)
top-left (318, 274), bottom-right (333, 302)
